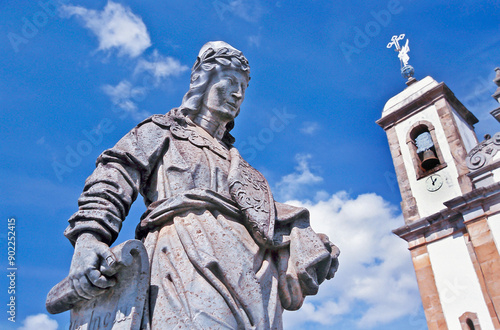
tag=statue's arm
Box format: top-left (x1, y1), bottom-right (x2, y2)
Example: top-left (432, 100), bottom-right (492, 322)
top-left (64, 119), bottom-right (170, 246)
top-left (62, 119), bottom-right (169, 298)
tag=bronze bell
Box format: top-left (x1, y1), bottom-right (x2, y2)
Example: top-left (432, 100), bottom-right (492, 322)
top-left (420, 149), bottom-right (439, 170)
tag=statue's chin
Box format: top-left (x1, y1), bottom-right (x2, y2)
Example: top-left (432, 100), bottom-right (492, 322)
top-left (211, 106), bottom-right (239, 121)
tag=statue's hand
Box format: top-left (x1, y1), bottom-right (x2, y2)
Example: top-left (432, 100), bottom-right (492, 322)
top-left (318, 233), bottom-right (340, 280)
top-left (69, 232), bottom-right (118, 300)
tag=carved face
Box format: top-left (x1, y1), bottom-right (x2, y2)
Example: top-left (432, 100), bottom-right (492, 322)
top-left (201, 68), bottom-right (248, 121)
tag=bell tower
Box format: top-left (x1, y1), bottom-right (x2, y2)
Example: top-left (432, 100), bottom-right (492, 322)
top-left (378, 35), bottom-right (500, 330)
top-left (377, 75), bottom-right (478, 223)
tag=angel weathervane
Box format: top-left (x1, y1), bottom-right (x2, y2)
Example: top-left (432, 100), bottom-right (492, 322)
top-left (387, 34), bottom-right (414, 80)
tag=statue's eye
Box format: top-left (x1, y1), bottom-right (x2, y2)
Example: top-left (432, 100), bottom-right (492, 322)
top-left (226, 77), bottom-right (236, 84)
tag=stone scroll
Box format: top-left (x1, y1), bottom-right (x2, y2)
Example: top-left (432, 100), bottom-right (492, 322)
top-left (46, 240), bottom-right (149, 330)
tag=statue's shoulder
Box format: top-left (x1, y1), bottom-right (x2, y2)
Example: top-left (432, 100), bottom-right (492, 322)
top-left (136, 113), bottom-right (175, 130)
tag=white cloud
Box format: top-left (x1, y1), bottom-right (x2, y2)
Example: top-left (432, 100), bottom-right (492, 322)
top-left (461, 69), bottom-right (498, 119)
top-left (134, 50), bottom-right (189, 82)
top-left (100, 48), bottom-right (188, 121)
top-left (19, 314), bottom-right (58, 330)
top-left (61, 1), bottom-right (151, 58)
top-left (248, 35), bottom-right (261, 47)
top-left (102, 80), bottom-right (134, 103)
top-left (300, 121), bottom-right (320, 135)
top-left (282, 192), bottom-right (421, 329)
top-left (102, 80), bottom-right (151, 121)
top-left (225, 0), bottom-right (265, 23)
top-left (274, 154), bottom-right (323, 201)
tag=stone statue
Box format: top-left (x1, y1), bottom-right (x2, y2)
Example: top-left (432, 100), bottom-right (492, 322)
top-left (387, 34), bottom-right (414, 80)
top-left (47, 41), bottom-right (339, 329)
top-left (398, 39), bottom-right (410, 67)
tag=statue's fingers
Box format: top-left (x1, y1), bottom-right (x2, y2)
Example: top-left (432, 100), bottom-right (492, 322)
top-left (317, 233), bottom-right (332, 253)
top-left (72, 277), bottom-right (92, 300)
top-left (100, 262), bottom-right (118, 277)
top-left (330, 244), bottom-right (340, 258)
top-left (87, 269), bottom-right (116, 289)
top-left (100, 248), bottom-right (118, 276)
top-left (327, 258), bottom-right (339, 280)
top-left (79, 274), bottom-right (106, 297)
top-left (317, 233), bottom-right (330, 243)
top-left (98, 247), bottom-right (119, 277)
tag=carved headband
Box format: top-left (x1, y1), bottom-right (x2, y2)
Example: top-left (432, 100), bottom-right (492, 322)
top-left (192, 46), bottom-right (250, 75)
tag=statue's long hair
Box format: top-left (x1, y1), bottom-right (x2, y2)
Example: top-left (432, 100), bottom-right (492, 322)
top-left (174, 43), bottom-right (250, 146)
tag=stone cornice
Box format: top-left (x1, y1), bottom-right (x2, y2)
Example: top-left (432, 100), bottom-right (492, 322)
top-left (444, 181), bottom-right (500, 212)
top-left (377, 82), bottom-right (478, 130)
top-left (392, 207), bottom-right (462, 246)
top-left (490, 107), bottom-right (500, 123)
top-left (394, 182), bottom-right (500, 247)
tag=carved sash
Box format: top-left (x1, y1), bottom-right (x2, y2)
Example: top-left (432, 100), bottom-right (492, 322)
top-left (228, 148), bottom-right (276, 246)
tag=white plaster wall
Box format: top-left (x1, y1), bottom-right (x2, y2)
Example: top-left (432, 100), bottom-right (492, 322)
top-left (488, 213), bottom-right (500, 253)
top-left (450, 107), bottom-right (478, 153)
top-left (395, 104), bottom-right (463, 218)
top-left (492, 166), bottom-right (500, 183)
top-left (427, 235), bottom-right (495, 330)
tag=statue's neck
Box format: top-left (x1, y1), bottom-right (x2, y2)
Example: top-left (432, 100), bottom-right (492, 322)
top-left (192, 114), bottom-right (227, 141)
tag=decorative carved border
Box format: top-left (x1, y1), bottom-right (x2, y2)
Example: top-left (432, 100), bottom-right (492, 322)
top-left (466, 132), bottom-right (500, 171)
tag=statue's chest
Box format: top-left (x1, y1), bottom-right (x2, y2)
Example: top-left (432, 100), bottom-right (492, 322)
top-left (175, 138), bottom-right (231, 182)
top-left (156, 126), bottom-right (231, 198)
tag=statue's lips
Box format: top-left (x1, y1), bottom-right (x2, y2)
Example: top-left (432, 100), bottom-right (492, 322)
top-left (226, 102), bottom-right (237, 110)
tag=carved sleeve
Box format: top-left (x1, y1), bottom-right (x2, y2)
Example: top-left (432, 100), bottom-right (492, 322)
top-left (64, 120), bottom-right (170, 246)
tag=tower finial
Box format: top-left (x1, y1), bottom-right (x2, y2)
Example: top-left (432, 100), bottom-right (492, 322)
top-left (387, 34), bottom-right (415, 84)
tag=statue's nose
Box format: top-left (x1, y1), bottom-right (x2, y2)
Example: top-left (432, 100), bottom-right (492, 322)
top-left (232, 93), bottom-right (242, 101)
top-left (232, 85), bottom-right (243, 100)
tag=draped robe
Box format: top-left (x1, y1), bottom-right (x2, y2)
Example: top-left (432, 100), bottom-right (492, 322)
top-left (64, 111), bottom-right (336, 329)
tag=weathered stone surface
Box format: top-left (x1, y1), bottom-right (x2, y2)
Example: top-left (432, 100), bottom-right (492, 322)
top-left (47, 240), bottom-right (149, 329)
top-left (410, 245), bottom-right (446, 330)
top-left (466, 217), bottom-right (500, 317)
top-left (47, 41), bottom-right (339, 329)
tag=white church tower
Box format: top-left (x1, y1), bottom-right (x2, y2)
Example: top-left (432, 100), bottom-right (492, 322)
top-left (378, 36), bottom-right (500, 330)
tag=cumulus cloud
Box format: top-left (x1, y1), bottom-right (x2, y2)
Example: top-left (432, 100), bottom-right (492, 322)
top-left (300, 121), bottom-right (320, 135)
top-left (134, 50), bottom-right (189, 82)
top-left (282, 192), bottom-right (421, 329)
top-left (61, 1), bottom-right (151, 58)
top-left (102, 80), bottom-right (151, 121)
top-left (19, 314), bottom-right (58, 330)
top-left (274, 154), bottom-right (323, 201)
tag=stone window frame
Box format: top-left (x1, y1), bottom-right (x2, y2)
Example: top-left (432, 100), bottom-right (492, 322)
top-left (406, 120), bottom-right (447, 180)
top-left (459, 311), bottom-right (481, 330)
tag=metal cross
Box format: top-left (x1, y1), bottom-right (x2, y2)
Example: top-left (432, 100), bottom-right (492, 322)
top-left (387, 34), bottom-right (405, 51)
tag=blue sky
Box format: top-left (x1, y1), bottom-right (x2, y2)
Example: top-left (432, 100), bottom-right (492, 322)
top-left (1, 0), bottom-right (499, 329)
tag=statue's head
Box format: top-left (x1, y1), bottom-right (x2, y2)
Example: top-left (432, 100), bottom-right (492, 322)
top-left (178, 41), bottom-right (250, 144)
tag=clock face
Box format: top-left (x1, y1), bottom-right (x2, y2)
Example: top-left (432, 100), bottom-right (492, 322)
top-left (426, 174), bottom-right (443, 192)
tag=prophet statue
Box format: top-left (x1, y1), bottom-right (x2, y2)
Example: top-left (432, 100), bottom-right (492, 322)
top-left (59, 41), bottom-right (339, 329)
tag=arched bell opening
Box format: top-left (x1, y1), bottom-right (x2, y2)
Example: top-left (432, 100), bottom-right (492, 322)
top-left (406, 121), bottom-right (447, 180)
top-left (459, 311), bottom-right (481, 330)
top-left (410, 125), bottom-right (440, 171)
